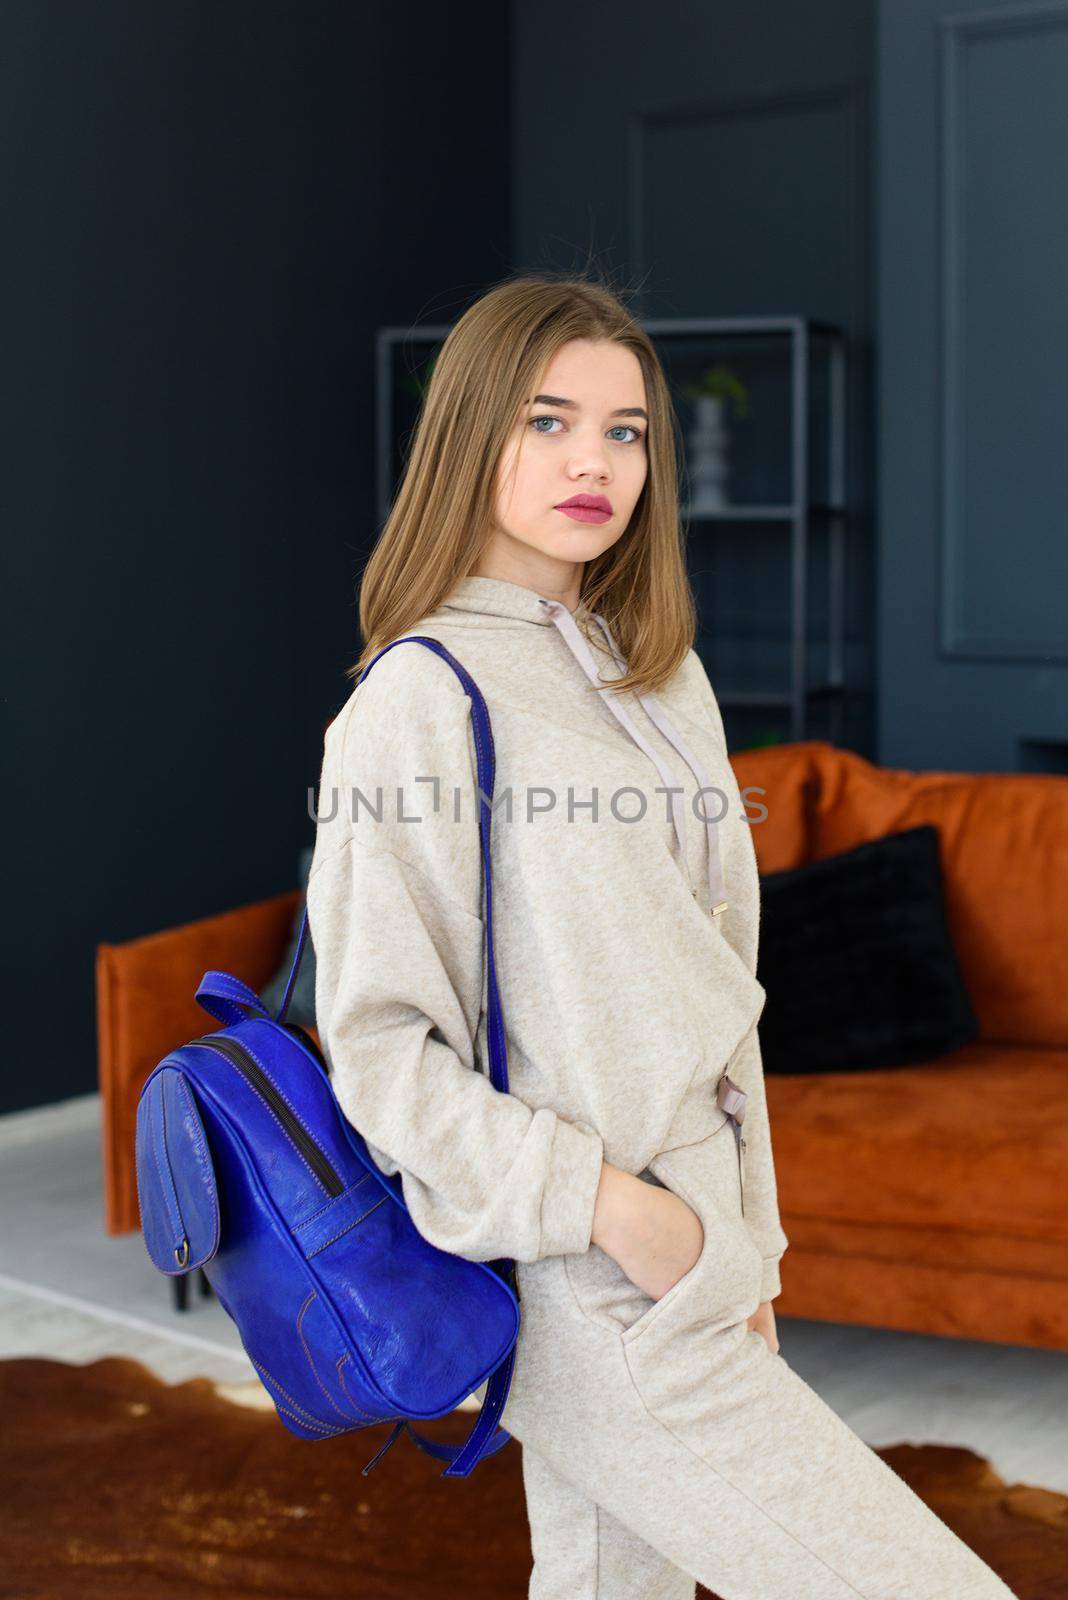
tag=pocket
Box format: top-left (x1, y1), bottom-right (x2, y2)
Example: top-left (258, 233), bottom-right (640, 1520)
top-left (619, 1125), bottom-right (763, 1351)
top-left (562, 1142), bottom-right (734, 1345)
top-left (616, 1162), bottom-right (719, 1347)
top-left (562, 1168), bottom-right (667, 1338)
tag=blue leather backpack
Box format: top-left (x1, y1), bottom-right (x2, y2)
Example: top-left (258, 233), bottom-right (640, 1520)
top-left (134, 637), bottom-right (521, 1478)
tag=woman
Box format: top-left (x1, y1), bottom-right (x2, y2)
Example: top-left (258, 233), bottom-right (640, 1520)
top-left (306, 273), bottom-right (1016, 1599)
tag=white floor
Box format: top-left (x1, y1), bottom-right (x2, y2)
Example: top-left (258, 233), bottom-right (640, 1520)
top-left (3, 1091), bottom-right (1067, 1488)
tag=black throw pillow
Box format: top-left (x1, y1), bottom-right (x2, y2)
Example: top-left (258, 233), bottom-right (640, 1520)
top-left (756, 824), bottom-right (979, 1074)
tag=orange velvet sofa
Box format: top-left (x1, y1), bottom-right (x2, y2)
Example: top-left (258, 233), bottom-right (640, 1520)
top-left (96, 740), bottom-right (1068, 1352)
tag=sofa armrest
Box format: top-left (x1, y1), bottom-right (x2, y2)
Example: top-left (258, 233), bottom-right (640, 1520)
top-left (96, 888), bottom-right (302, 1235)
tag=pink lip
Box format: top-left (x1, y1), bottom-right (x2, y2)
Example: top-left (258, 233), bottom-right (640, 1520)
top-left (554, 494), bottom-right (613, 524)
top-left (556, 504), bottom-right (612, 524)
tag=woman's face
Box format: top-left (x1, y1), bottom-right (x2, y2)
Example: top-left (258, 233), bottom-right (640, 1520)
top-left (489, 338), bottom-right (649, 577)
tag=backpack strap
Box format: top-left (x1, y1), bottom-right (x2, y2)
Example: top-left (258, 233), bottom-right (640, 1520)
top-left (286, 635), bottom-right (521, 1479)
top-left (196, 970), bottom-right (273, 1028)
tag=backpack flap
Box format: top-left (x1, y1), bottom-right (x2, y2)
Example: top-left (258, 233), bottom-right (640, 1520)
top-left (136, 1066), bottom-right (221, 1275)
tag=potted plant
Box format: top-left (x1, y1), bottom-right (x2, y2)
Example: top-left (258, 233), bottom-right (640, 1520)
top-left (681, 363), bottom-right (751, 512)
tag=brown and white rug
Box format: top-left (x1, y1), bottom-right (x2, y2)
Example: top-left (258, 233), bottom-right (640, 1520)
top-left (1, 1356), bottom-right (1062, 1599)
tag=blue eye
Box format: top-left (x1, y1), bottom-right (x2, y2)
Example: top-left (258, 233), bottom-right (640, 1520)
top-left (528, 415), bottom-right (645, 444)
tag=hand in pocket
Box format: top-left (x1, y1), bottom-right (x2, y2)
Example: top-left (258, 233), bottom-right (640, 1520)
top-left (608, 1184), bottom-right (705, 1304)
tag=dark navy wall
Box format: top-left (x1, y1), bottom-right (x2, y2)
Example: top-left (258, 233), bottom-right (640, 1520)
top-left (7, 0), bottom-right (1063, 1118)
top-left (2, 2), bottom-right (511, 1115)
top-left (876, 0), bottom-right (1068, 771)
top-left (511, 0), bottom-right (877, 760)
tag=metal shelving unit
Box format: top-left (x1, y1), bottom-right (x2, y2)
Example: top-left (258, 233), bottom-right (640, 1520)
top-left (376, 314), bottom-right (848, 744)
top-left (644, 315), bottom-right (848, 745)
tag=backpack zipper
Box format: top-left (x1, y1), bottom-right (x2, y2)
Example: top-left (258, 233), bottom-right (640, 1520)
top-left (158, 1075), bottom-right (190, 1265)
top-left (187, 1034), bottom-right (345, 1197)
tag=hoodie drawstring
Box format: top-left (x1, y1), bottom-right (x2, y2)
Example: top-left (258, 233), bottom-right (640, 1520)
top-left (537, 597), bottom-right (729, 919)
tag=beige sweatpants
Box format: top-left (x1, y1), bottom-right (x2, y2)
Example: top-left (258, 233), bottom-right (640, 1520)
top-left (496, 1117), bottom-right (1018, 1600)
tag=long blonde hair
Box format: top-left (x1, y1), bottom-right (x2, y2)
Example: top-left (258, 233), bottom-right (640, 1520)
top-left (350, 270), bottom-right (697, 695)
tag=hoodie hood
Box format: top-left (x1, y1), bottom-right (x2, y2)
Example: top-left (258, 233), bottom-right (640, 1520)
top-left (428, 574), bottom-right (729, 917)
top-left (434, 573), bottom-right (593, 628)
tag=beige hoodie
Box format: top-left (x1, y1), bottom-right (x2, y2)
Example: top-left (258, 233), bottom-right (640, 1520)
top-left (306, 574), bottom-right (789, 1302)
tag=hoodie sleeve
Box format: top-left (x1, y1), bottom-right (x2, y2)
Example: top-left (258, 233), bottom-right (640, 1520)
top-left (688, 651), bottom-right (789, 1303)
top-left (306, 641), bottom-right (606, 1265)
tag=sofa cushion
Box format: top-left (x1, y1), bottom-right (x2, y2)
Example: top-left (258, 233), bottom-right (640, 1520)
top-left (778, 1210), bottom-right (1068, 1282)
top-left (757, 824), bottom-right (980, 1074)
top-left (772, 1218), bottom-right (1068, 1347)
top-left (765, 1039), bottom-right (1068, 1243)
top-left (731, 739), bottom-right (822, 874)
top-left (805, 747), bottom-right (1068, 1047)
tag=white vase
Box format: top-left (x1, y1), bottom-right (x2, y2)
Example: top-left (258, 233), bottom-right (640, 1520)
top-left (688, 393), bottom-right (732, 513)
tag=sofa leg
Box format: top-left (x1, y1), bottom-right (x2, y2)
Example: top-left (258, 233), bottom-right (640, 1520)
top-left (169, 1268), bottom-right (213, 1312)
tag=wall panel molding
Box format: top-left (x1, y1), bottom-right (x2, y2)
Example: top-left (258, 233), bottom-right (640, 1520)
top-left (938, 0), bottom-right (1068, 660)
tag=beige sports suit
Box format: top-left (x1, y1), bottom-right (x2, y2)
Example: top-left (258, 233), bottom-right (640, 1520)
top-left (307, 574), bottom-right (1016, 1600)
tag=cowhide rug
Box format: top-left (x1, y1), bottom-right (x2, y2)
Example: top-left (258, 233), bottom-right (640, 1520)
top-left (0, 1356), bottom-right (1062, 1599)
